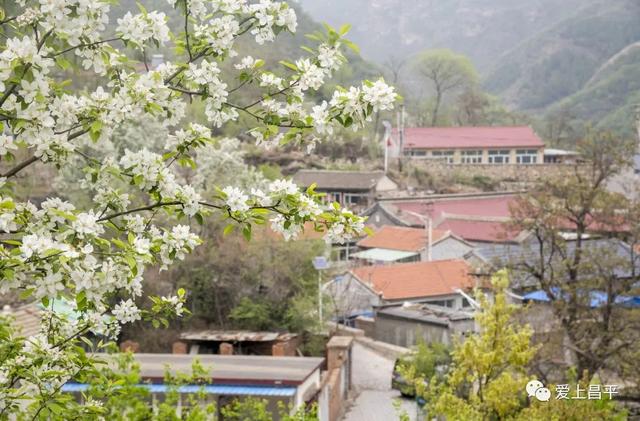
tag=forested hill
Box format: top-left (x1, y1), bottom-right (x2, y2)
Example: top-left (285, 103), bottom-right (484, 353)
top-left (297, 0), bottom-right (640, 135)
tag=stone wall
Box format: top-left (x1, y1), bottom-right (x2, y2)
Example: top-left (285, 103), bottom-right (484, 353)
top-left (402, 159), bottom-right (581, 184)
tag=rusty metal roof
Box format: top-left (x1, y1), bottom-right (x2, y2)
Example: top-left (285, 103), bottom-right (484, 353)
top-left (179, 330), bottom-right (297, 342)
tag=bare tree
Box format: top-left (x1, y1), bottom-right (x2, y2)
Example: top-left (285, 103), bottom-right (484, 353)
top-left (508, 130), bottom-right (640, 384)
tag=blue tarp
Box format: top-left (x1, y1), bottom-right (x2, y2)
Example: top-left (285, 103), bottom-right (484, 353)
top-left (523, 289), bottom-right (640, 308)
top-left (62, 383), bottom-right (296, 396)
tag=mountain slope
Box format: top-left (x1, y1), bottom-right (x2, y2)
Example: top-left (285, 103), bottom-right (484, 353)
top-left (484, 0), bottom-right (640, 111)
top-left (296, 0), bottom-right (597, 71)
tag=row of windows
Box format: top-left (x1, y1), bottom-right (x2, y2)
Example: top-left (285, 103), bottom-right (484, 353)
top-left (406, 149), bottom-right (539, 164)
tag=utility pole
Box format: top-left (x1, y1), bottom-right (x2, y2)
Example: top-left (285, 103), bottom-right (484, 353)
top-left (382, 121), bottom-right (392, 174)
top-left (312, 256), bottom-right (330, 326)
top-left (398, 104), bottom-right (405, 173)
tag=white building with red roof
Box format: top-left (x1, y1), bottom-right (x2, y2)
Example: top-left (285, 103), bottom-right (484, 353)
top-left (394, 126), bottom-right (545, 165)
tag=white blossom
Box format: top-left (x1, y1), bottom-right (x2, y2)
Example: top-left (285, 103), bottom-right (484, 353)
top-left (112, 299), bottom-right (141, 324)
top-left (223, 186), bottom-right (250, 212)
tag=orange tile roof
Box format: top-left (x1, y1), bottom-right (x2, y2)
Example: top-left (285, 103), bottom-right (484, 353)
top-left (351, 259), bottom-right (475, 301)
top-left (357, 225), bottom-right (449, 252)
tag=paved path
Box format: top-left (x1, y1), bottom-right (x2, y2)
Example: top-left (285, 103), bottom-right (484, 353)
top-left (342, 342), bottom-right (418, 421)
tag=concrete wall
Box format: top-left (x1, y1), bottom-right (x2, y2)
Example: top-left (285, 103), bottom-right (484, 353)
top-left (374, 313), bottom-right (475, 348)
top-left (354, 316), bottom-right (375, 337)
top-left (326, 274), bottom-right (381, 318)
top-left (429, 236), bottom-right (474, 261)
top-left (375, 315), bottom-right (450, 347)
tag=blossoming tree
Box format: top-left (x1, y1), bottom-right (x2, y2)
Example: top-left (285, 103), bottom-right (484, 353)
top-left (0, 0), bottom-right (396, 417)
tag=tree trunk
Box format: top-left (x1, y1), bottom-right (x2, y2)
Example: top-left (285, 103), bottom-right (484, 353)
top-left (431, 89), bottom-right (442, 126)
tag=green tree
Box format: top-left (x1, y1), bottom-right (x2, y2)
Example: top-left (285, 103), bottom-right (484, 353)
top-left (412, 49), bottom-right (477, 126)
top-left (406, 270), bottom-right (626, 421)
top-left (414, 271), bottom-right (537, 420)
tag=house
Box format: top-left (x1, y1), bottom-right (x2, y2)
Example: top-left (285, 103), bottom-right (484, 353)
top-left (468, 235), bottom-right (640, 290)
top-left (292, 170), bottom-right (398, 209)
top-left (62, 337), bottom-right (356, 421)
top-left (352, 225), bottom-right (473, 264)
top-left (63, 353), bottom-right (325, 420)
top-left (326, 259), bottom-right (479, 320)
top-left (363, 192), bottom-right (525, 245)
top-left (396, 126), bottom-right (545, 164)
top-left (373, 302), bottom-right (476, 348)
top-left (173, 330), bottom-right (300, 356)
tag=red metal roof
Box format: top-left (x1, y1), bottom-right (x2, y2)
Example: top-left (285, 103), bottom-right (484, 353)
top-left (398, 126), bottom-right (544, 150)
top-left (435, 218), bottom-right (519, 243)
top-left (352, 259), bottom-right (475, 301)
top-left (393, 195), bottom-right (516, 223)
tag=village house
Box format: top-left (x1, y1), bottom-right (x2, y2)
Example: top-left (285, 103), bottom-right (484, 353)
top-left (61, 338), bottom-right (356, 421)
top-left (351, 225), bottom-right (473, 264)
top-left (292, 169), bottom-right (398, 210)
top-left (467, 235), bottom-right (640, 290)
top-left (363, 192), bottom-right (525, 245)
top-left (395, 126), bottom-right (545, 164)
top-left (372, 302), bottom-right (476, 348)
top-left (63, 353), bottom-right (324, 420)
top-left (326, 259), bottom-right (478, 321)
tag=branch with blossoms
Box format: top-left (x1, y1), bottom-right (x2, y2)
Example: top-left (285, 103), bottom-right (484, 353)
top-left (0, 0), bottom-right (397, 417)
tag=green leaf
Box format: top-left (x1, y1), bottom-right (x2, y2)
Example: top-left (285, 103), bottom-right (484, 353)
top-left (223, 224), bottom-right (235, 236)
top-left (339, 24), bottom-right (352, 36)
top-left (19, 289), bottom-right (34, 300)
top-left (343, 39), bottom-right (360, 54)
top-left (242, 224), bottom-right (252, 241)
top-left (56, 56), bottom-right (71, 70)
top-left (279, 60), bottom-right (298, 71)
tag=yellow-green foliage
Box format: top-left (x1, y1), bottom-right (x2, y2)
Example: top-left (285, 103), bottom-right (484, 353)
top-left (422, 270), bottom-right (536, 421)
top-left (407, 270), bottom-right (626, 421)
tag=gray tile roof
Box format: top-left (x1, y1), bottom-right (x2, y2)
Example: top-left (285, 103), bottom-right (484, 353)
top-left (474, 237), bottom-right (638, 288)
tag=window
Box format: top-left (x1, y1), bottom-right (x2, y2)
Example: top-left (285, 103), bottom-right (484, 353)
top-left (344, 193), bottom-right (367, 206)
top-left (428, 299), bottom-right (454, 308)
top-left (461, 150), bottom-right (483, 164)
top-left (516, 149), bottom-right (538, 164)
top-left (406, 150), bottom-right (426, 157)
top-left (431, 150), bottom-right (455, 163)
top-left (488, 149), bottom-right (510, 164)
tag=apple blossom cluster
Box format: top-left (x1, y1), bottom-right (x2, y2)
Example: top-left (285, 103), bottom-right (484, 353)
top-left (0, 0), bottom-right (396, 416)
top-left (117, 11), bottom-right (171, 48)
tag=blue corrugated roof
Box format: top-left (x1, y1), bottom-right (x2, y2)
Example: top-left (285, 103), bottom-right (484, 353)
top-left (61, 383), bottom-right (296, 396)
